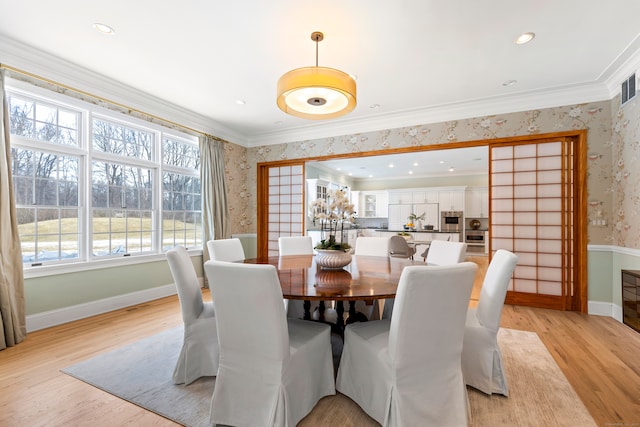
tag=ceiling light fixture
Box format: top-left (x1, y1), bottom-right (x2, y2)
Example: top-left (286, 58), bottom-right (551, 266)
top-left (93, 23), bottom-right (115, 35)
top-left (448, 167), bottom-right (455, 172)
top-left (515, 32), bottom-right (535, 44)
top-left (277, 31), bottom-right (356, 120)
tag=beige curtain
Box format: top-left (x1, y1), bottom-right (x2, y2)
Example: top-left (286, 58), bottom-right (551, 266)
top-left (200, 135), bottom-right (229, 265)
top-left (0, 70), bottom-right (26, 350)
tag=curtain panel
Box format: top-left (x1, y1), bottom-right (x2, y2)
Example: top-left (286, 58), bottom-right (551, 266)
top-left (200, 136), bottom-right (229, 266)
top-left (0, 69), bottom-right (26, 349)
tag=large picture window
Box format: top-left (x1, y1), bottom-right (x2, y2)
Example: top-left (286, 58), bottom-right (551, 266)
top-left (7, 83), bottom-right (201, 269)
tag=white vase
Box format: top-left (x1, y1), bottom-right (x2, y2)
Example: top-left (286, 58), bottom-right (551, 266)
top-left (315, 249), bottom-right (352, 269)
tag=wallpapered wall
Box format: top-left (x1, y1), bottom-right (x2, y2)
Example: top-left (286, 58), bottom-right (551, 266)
top-left (611, 94), bottom-right (640, 248)
top-left (225, 99), bottom-right (629, 248)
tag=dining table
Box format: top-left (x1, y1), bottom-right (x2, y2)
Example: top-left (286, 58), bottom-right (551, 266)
top-left (242, 254), bottom-right (425, 331)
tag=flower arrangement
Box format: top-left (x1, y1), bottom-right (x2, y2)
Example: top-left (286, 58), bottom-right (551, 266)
top-left (406, 212), bottom-right (425, 228)
top-left (310, 188), bottom-right (356, 251)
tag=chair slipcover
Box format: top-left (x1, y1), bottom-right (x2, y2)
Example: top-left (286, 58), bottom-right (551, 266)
top-left (204, 261), bottom-right (335, 427)
top-left (278, 236), bottom-right (314, 255)
top-left (354, 236), bottom-right (391, 257)
top-left (337, 263), bottom-right (477, 427)
top-left (166, 246), bottom-right (219, 385)
top-left (389, 235), bottom-right (416, 259)
top-left (462, 249), bottom-right (518, 396)
top-left (425, 240), bottom-right (467, 265)
top-left (206, 238), bottom-right (246, 262)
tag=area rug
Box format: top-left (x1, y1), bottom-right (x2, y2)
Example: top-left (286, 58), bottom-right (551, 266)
top-left (62, 327), bottom-right (596, 427)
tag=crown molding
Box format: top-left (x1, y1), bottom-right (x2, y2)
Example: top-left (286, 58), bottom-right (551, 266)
top-left (245, 82), bottom-right (612, 147)
top-left (0, 34), bottom-right (248, 145)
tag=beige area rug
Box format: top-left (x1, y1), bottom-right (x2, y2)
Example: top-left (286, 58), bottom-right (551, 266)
top-left (62, 327), bottom-right (596, 427)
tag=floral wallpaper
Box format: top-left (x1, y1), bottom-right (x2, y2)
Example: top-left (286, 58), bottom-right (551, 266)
top-left (225, 99), bottom-right (624, 247)
top-left (611, 94), bottom-right (640, 248)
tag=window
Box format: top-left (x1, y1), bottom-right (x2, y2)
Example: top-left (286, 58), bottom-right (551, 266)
top-left (7, 82), bottom-right (201, 269)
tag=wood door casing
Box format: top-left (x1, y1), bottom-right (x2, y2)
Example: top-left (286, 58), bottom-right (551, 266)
top-left (256, 131), bottom-right (588, 312)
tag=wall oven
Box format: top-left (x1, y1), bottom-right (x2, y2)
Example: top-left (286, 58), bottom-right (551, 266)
top-left (441, 211), bottom-right (463, 232)
top-left (465, 230), bottom-right (486, 245)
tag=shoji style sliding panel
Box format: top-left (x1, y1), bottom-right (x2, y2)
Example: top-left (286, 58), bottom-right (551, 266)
top-left (490, 139), bottom-right (577, 310)
top-left (266, 164), bottom-right (305, 256)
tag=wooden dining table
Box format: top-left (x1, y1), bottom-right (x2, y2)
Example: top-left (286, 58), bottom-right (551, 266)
top-left (243, 254), bottom-right (424, 331)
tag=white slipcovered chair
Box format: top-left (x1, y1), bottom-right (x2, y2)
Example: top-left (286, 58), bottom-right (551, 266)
top-left (203, 260), bottom-right (335, 427)
top-left (462, 249), bottom-right (518, 396)
top-left (166, 246), bottom-right (219, 385)
top-left (278, 235), bottom-right (314, 256)
top-left (354, 236), bottom-right (391, 257)
top-left (206, 238), bottom-right (245, 262)
top-left (336, 262), bottom-right (477, 426)
top-left (425, 239), bottom-right (467, 265)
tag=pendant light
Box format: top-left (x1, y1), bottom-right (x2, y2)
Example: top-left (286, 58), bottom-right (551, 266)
top-left (277, 31), bottom-right (357, 120)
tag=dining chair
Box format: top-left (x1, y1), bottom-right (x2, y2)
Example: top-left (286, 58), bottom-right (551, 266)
top-left (203, 260), bottom-right (335, 427)
top-left (336, 262), bottom-right (477, 426)
top-left (278, 235), bottom-right (314, 256)
top-left (166, 246), bottom-right (219, 385)
top-left (389, 235), bottom-right (416, 259)
top-left (354, 236), bottom-right (391, 257)
top-left (206, 238), bottom-right (245, 262)
top-left (278, 236), bottom-right (335, 322)
top-left (425, 239), bottom-right (467, 265)
top-left (462, 249), bottom-right (518, 396)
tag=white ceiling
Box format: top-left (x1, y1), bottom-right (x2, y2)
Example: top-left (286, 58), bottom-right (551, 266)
top-left (310, 146), bottom-right (488, 180)
top-left (2, 1), bottom-right (640, 147)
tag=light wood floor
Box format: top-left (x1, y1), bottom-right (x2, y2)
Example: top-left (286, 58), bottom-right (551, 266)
top-left (1, 256), bottom-right (639, 426)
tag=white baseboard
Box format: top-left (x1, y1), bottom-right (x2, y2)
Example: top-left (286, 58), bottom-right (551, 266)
top-left (588, 300), bottom-right (623, 322)
top-left (25, 284), bottom-right (178, 332)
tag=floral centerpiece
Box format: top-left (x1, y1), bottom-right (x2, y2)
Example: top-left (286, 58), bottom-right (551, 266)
top-left (309, 189), bottom-right (356, 268)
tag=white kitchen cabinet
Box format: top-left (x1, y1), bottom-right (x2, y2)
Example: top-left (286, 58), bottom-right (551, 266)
top-left (465, 187), bottom-right (488, 218)
top-left (357, 191), bottom-right (388, 218)
top-left (412, 190), bottom-right (438, 204)
top-left (438, 189), bottom-right (465, 211)
top-left (388, 191), bottom-right (413, 204)
top-left (413, 203), bottom-right (439, 230)
top-left (388, 204), bottom-right (412, 230)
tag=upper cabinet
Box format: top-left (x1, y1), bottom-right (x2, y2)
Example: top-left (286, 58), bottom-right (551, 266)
top-left (388, 191), bottom-right (413, 204)
top-left (358, 191), bottom-right (389, 218)
top-left (438, 188), bottom-right (465, 211)
top-left (465, 187), bottom-right (488, 218)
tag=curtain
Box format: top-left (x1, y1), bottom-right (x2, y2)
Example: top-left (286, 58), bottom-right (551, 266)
top-left (200, 135), bottom-right (229, 265)
top-left (0, 70), bottom-right (26, 350)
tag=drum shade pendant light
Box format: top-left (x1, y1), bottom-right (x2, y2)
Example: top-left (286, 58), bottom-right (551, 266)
top-left (277, 32), bottom-right (356, 120)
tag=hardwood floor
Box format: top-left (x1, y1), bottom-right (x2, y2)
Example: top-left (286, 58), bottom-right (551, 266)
top-left (1, 258), bottom-right (639, 426)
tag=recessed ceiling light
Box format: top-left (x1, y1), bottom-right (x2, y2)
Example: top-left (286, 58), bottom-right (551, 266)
top-left (235, 100), bottom-right (246, 105)
top-left (412, 162), bottom-right (418, 167)
top-left (448, 167), bottom-right (455, 172)
top-left (368, 174), bottom-right (373, 178)
top-left (93, 23), bottom-right (115, 35)
top-left (408, 171), bottom-right (414, 175)
top-left (515, 32), bottom-right (535, 44)
top-left (502, 79), bottom-right (517, 86)
top-left (348, 172), bottom-right (353, 176)
top-left (388, 163), bottom-right (395, 168)
top-left (439, 160), bottom-right (445, 164)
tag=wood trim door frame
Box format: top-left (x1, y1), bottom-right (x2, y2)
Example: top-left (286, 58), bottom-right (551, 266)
top-left (255, 130), bottom-right (588, 312)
